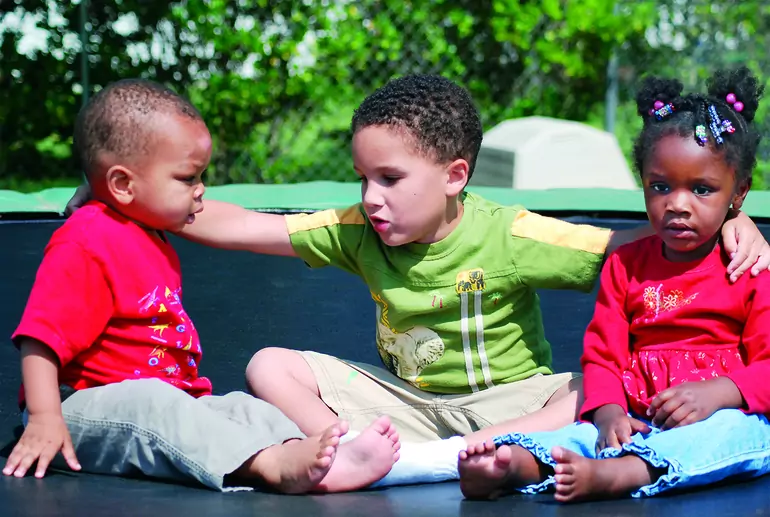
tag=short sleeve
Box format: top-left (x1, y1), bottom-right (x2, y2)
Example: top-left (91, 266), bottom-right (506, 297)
top-left (285, 205), bottom-right (368, 276)
top-left (12, 241), bottom-right (114, 366)
top-left (510, 210), bottom-right (610, 292)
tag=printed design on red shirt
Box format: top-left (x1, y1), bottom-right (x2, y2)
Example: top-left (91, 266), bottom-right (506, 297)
top-left (137, 285), bottom-right (200, 387)
top-left (642, 284), bottom-right (698, 321)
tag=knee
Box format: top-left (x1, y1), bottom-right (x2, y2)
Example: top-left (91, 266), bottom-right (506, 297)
top-left (245, 347), bottom-right (297, 394)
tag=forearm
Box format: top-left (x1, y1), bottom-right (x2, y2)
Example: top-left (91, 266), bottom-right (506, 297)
top-left (20, 339), bottom-right (64, 416)
top-left (605, 223), bottom-right (655, 257)
top-left (176, 200), bottom-right (297, 257)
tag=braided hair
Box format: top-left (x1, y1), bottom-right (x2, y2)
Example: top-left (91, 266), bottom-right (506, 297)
top-left (632, 66), bottom-right (764, 185)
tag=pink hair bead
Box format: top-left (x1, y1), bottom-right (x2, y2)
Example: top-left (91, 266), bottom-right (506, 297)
top-left (726, 93), bottom-right (737, 104)
top-left (653, 100), bottom-right (664, 110)
top-left (734, 101), bottom-right (744, 112)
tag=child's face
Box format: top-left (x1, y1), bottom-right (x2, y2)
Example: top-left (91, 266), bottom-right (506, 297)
top-left (120, 114), bottom-right (211, 232)
top-left (642, 134), bottom-right (748, 262)
top-left (352, 125), bottom-right (467, 246)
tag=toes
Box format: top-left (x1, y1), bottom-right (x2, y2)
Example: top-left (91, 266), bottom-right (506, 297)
top-left (484, 440), bottom-right (496, 453)
top-left (337, 420), bottom-right (350, 436)
top-left (551, 446), bottom-right (577, 464)
top-left (494, 445), bottom-right (513, 466)
top-left (370, 415), bottom-right (391, 434)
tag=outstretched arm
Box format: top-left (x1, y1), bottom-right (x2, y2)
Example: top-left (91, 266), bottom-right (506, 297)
top-left (175, 199), bottom-right (297, 257)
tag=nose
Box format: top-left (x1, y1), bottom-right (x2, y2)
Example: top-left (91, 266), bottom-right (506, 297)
top-left (361, 180), bottom-right (384, 209)
top-left (194, 181), bottom-right (205, 202)
top-left (666, 189), bottom-right (691, 214)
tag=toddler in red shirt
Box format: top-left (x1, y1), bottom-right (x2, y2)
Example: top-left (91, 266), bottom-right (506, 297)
top-left (459, 67), bottom-right (770, 501)
top-left (2, 79), bottom-right (400, 493)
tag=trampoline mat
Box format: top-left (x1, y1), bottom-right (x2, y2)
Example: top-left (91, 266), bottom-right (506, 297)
top-left (1, 217), bottom-right (769, 517)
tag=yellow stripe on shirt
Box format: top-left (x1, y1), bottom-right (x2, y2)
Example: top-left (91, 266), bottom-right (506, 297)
top-left (285, 205), bottom-right (366, 234)
top-left (510, 210), bottom-right (610, 255)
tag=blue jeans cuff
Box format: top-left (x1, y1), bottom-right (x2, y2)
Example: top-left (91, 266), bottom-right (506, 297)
top-left (600, 440), bottom-right (682, 498)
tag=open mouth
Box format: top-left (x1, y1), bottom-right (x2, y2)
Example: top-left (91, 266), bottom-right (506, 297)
top-left (368, 215), bottom-right (390, 233)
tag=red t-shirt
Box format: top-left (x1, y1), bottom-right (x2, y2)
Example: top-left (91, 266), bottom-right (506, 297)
top-left (580, 235), bottom-right (770, 420)
top-left (12, 201), bottom-right (212, 399)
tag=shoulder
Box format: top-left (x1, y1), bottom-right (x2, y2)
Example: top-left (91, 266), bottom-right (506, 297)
top-left (613, 235), bottom-right (659, 262)
top-left (285, 204), bottom-right (367, 235)
top-left (50, 202), bottom-right (148, 259)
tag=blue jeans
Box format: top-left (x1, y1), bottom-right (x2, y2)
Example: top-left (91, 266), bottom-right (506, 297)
top-left (493, 409), bottom-right (770, 498)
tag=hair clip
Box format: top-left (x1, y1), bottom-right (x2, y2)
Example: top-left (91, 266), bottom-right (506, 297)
top-left (653, 102), bottom-right (675, 120)
top-left (695, 124), bottom-right (708, 146)
top-left (726, 92), bottom-right (744, 112)
top-left (721, 119), bottom-right (735, 134)
top-left (707, 104), bottom-right (725, 145)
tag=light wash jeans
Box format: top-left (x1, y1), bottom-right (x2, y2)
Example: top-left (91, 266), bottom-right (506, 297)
top-left (493, 409), bottom-right (770, 498)
top-left (23, 378), bottom-right (304, 491)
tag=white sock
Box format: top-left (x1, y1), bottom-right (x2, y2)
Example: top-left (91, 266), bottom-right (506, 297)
top-left (369, 435), bottom-right (467, 487)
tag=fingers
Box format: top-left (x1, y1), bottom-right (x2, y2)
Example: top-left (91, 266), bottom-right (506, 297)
top-left (615, 424), bottom-right (633, 445)
top-left (60, 436), bottom-right (81, 473)
top-left (751, 246), bottom-right (770, 276)
top-left (661, 405), bottom-right (694, 431)
top-left (606, 430), bottom-right (622, 450)
top-left (647, 389), bottom-right (674, 416)
top-left (629, 417), bottom-right (652, 435)
top-left (2, 444), bottom-right (26, 476)
top-left (727, 247), bottom-right (754, 283)
top-left (722, 224), bottom-right (740, 273)
top-left (6, 445), bottom-right (39, 478)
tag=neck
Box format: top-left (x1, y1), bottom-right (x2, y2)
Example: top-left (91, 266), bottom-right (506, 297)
top-left (662, 233), bottom-right (719, 262)
top-left (416, 196), bottom-right (464, 244)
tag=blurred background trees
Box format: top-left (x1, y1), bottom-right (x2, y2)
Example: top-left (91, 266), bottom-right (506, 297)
top-left (2, 0), bottom-right (769, 191)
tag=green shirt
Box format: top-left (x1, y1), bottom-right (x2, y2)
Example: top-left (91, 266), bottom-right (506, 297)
top-left (286, 192), bottom-right (610, 394)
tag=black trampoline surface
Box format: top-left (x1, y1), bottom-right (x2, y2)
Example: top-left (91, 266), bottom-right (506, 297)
top-left (1, 216), bottom-right (770, 517)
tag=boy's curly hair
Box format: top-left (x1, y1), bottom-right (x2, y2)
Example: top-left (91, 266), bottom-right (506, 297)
top-left (74, 79), bottom-right (202, 178)
top-left (351, 74), bottom-right (483, 180)
top-left (633, 66), bottom-right (764, 184)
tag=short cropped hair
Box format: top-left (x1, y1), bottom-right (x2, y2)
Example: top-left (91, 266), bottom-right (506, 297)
top-left (73, 79), bottom-right (202, 177)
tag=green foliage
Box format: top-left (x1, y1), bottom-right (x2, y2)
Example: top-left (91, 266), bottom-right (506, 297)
top-left (2, 1), bottom-right (769, 190)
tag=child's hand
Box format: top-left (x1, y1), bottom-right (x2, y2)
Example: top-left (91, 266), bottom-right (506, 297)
top-left (3, 412), bottom-right (81, 478)
top-left (647, 378), bottom-right (742, 430)
top-left (64, 183), bottom-right (92, 217)
top-left (722, 210), bottom-right (770, 282)
top-left (593, 404), bottom-right (650, 451)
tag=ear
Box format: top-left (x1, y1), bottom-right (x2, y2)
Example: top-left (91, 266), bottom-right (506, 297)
top-left (105, 165), bottom-right (136, 206)
top-left (445, 158), bottom-right (469, 197)
top-left (731, 179), bottom-right (750, 210)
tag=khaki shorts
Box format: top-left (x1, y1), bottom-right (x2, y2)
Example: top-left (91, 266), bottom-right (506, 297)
top-left (38, 378), bottom-right (304, 491)
top-left (301, 351), bottom-right (580, 443)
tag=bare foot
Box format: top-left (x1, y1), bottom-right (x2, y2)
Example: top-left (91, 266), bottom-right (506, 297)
top-left (552, 446), bottom-right (654, 502)
top-left (313, 415), bottom-right (401, 492)
top-left (245, 420), bottom-right (349, 494)
top-left (458, 440), bottom-right (517, 499)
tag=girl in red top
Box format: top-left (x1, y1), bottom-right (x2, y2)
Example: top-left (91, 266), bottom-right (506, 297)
top-left (459, 66), bottom-right (770, 502)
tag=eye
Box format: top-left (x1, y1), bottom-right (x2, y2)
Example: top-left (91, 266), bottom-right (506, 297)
top-left (382, 176), bottom-right (399, 186)
top-left (693, 185), bottom-right (714, 196)
top-left (649, 182), bottom-right (669, 193)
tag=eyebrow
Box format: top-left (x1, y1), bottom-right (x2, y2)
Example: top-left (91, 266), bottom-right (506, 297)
top-left (645, 171), bottom-right (722, 183)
